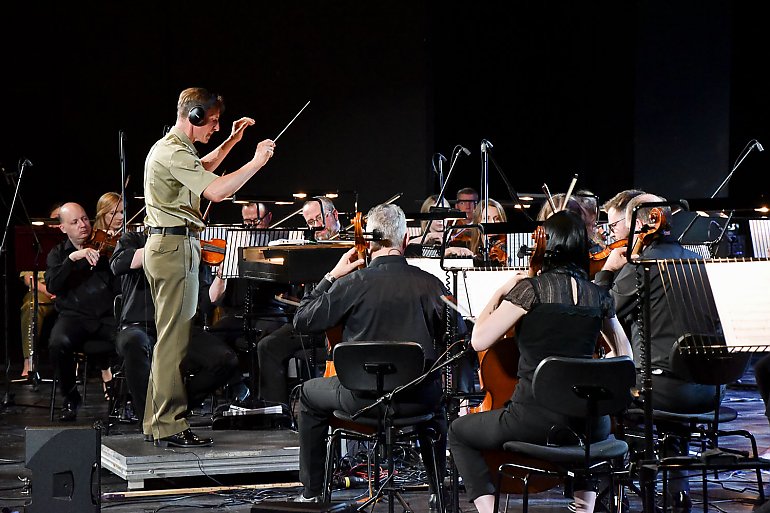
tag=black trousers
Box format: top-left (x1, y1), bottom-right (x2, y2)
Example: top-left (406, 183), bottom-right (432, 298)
top-left (257, 322), bottom-right (322, 405)
top-left (48, 315), bottom-right (116, 399)
top-left (754, 354), bottom-right (770, 426)
top-left (449, 402), bottom-right (610, 501)
top-left (115, 324), bottom-right (240, 422)
top-left (298, 375), bottom-right (445, 498)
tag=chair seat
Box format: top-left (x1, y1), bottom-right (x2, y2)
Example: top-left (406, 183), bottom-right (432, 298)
top-left (502, 437), bottom-right (629, 464)
top-left (626, 406), bottom-right (738, 424)
top-left (332, 409), bottom-right (435, 428)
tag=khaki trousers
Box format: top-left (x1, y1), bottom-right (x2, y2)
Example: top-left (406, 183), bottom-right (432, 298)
top-left (143, 233), bottom-right (200, 439)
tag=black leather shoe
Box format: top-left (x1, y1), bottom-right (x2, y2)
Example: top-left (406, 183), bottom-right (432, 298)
top-left (153, 429), bottom-right (213, 448)
top-left (143, 434), bottom-right (153, 442)
top-left (59, 393), bottom-right (82, 422)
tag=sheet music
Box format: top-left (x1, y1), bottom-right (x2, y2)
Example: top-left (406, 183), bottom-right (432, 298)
top-left (407, 258), bottom-right (524, 318)
top-left (221, 228), bottom-right (303, 278)
top-left (749, 219), bottom-right (770, 259)
top-left (201, 224), bottom-right (229, 242)
top-left (704, 259), bottom-right (770, 351)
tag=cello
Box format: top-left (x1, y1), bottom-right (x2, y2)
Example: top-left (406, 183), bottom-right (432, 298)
top-left (323, 212), bottom-right (368, 378)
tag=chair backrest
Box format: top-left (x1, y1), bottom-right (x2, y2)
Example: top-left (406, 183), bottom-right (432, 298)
top-left (332, 341), bottom-right (425, 394)
top-left (532, 356), bottom-right (636, 418)
top-left (113, 294), bottom-right (123, 322)
top-left (669, 334), bottom-right (751, 386)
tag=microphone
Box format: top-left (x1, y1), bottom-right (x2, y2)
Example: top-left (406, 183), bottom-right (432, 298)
top-left (459, 146), bottom-right (471, 156)
top-left (332, 476), bottom-right (368, 489)
top-left (756, 141), bottom-right (765, 152)
top-left (481, 139), bottom-right (494, 153)
top-left (22, 158), bottom-right (33, 167)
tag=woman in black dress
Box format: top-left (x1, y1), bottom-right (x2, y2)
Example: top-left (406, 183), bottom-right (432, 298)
top-left (448, 210), bottom-right (632, 513)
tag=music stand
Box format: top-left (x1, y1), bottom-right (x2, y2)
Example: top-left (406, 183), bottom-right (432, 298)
top-left (14, 225), bottom-right (65, 388)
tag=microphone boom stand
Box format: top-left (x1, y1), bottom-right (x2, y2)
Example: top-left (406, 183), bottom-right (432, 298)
top-left (1, 160), bottom-right (32, 409)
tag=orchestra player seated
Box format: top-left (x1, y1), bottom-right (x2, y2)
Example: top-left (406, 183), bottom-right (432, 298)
top-left (596, 193), bottom-right (712, 512)
top-left (292, 203), bottom-right (467, 502)
top-left (110, 231), bottom-right (244, 436)
top-left (246, 198), bottom-right (342, 408)
top-left (448, 210), bottom-right (632, 513)
top-left (46, 202), bottom-right (121, 421)
top-left (407, 194), bottom-right (473, 258)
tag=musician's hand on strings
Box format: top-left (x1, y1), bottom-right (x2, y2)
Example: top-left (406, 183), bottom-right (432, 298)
top-left (70, 248), bottom-right (101, 267)
top-left (229, 117), bottom-right (255, 143)
top-left (445, 246), bottom-right (474, 257)
top-left (253, 139), bottom-right (276, 167)
top-left (603, 247), bottom-right (628, 273)
top-left (328, 247), bottom-right (365, 281)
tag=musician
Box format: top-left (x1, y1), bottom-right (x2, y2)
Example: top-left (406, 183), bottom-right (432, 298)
top-left (592, 189), bottom-right (646, 277)
top-left (455, 187), bottom-right (479, 220)
top-left (110, 231), bottom-right (244, 430)
top-left (248, 198), bottom-right (342, 407)
top-left (302, 197), bottom-right (339, 241)
top-left (538, 190), bottom-right (600, 245)
top-left (18, 203), bottom-right (61, 378)
top-left (209, 201), bottom-right (288, 370)
top-left (45, 202), bottom-right (120, 421)
top-left (598, 193), bottom-right (713, 511)
top-left (407, 195), bottom-right (474, 259)
top-left (241, 201), bottom-right (272, 228)
top-left (448, 210), bottom-right (632, 513)
top-left (94, 192), bottom-right (124, 234)
top-left (292, 203), bottom-right (466, 502)
top-left (468, 198), bottom-right (508, 265)
top-left (142, 86), bottom-right (274, 448)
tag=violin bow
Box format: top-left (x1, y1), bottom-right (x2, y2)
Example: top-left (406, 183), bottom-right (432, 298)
top-left (560, 173), bottom-right (579, 211)
top-left (542, 183), bottom-right (557, 213)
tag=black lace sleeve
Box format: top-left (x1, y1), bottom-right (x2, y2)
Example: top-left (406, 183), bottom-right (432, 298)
top-left (600, 287), bottom-right (616, 318)
top-left (503, 278), bottom-right (536, 311)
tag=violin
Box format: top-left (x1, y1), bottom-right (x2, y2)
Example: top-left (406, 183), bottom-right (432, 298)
top-left (487, 234), bottom-right (508, 265)
top-left (447, 218), bottom-right (473, 246)
top-left (83, 228), bottom-right (121, 258)
top-left (588, 238), bottom-right (628, 279)
top-left (200, 238), bottom-right (227, 266)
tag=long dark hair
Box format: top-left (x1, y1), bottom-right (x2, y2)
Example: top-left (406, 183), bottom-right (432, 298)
top-left (542, 210), bottom-right (589, 274)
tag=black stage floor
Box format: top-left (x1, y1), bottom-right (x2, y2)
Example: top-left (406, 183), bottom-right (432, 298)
top-left (1, 358), bottom-right (770, 513)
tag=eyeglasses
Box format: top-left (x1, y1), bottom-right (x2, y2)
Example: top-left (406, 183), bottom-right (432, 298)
top-left (606, 219), bottom-right (623, 234)
top-left (306, 213), bottom-right (326, 228)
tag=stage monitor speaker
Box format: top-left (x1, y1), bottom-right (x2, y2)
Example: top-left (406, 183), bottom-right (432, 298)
top-left (24, 425), bottom-right (101, 513)
top-left (250, 501), bottom-right (357, 513)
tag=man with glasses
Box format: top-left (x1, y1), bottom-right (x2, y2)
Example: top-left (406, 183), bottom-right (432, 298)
top-left (455, 187), bottom-right (479, 221)
top-left (301, 197), bottom-right (340, 241)
top-left (242, 202), bottom-right (271, 228)
top-left (593, 189), bottom-right (646, 280)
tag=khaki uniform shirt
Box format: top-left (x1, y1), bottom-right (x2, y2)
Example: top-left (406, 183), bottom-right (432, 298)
top-left (143, 127), bottom-right (218, 231)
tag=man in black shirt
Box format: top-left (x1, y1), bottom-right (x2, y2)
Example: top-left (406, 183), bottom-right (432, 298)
top-left (46, 202), bottom-right (120, 421)
top-left (110, 231), bottom-right (243, 430)
top-left (292, 203), bottom-right (466, 501)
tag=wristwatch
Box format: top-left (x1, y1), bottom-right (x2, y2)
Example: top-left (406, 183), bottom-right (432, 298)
top-left (324, 272), bottom-right (337, 284)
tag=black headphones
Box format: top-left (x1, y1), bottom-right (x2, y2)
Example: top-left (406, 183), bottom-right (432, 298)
top-left (188, 92), bottom-right (218, 127)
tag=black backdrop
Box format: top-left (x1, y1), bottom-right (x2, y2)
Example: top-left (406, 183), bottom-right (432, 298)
top-left (1, 1), bottom-right (768, 364)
